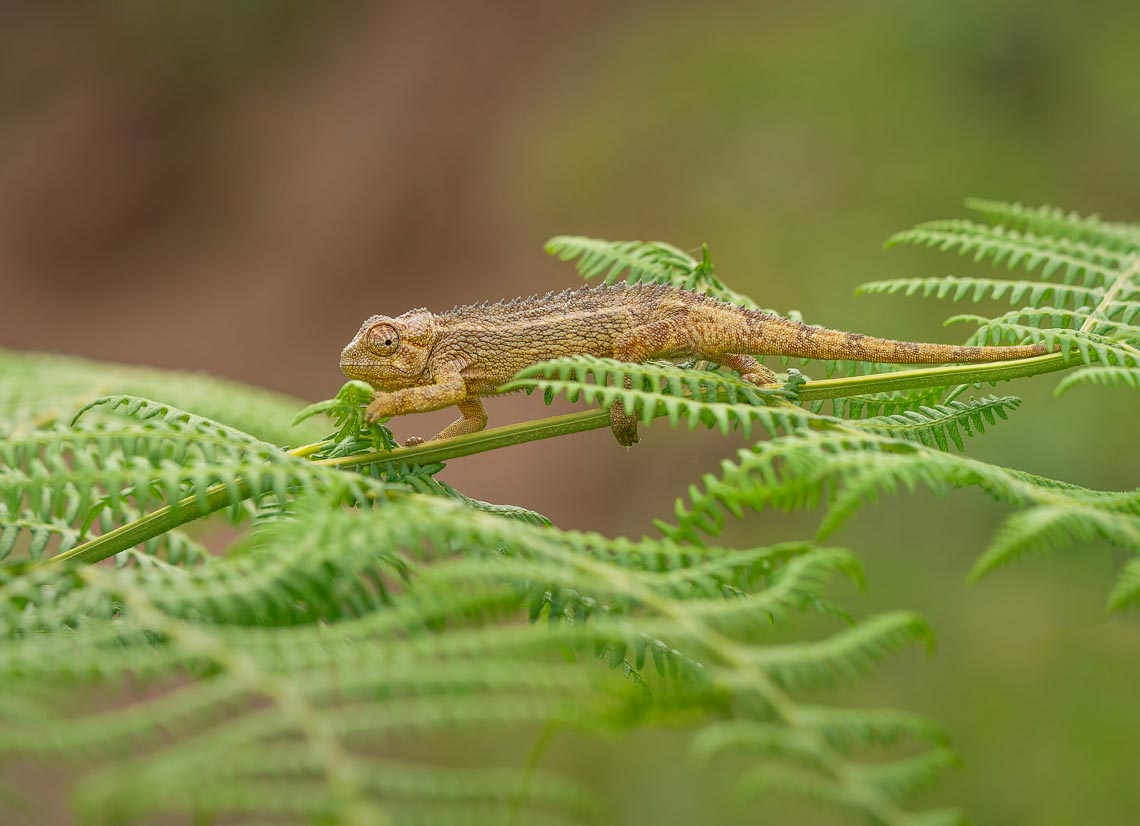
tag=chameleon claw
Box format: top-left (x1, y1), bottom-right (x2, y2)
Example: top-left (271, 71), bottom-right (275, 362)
top-left (403, 436), bottom-right (426, 447)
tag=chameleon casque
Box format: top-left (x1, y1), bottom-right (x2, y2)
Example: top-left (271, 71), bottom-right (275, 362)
top-left (340, 283), bottom-right (1047, 447)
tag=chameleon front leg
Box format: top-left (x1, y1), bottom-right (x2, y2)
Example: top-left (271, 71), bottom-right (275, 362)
top-left (364, 371), bottom-right (469, 445)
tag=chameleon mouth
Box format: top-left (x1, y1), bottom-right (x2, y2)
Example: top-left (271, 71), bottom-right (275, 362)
top-left (339, 360), bottom-right (369, 377)
top-left (339, 360), bottom-right (423, 391)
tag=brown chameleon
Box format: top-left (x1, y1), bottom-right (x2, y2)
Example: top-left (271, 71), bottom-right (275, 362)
top-left (339, 283), bottom-right (1047, 446)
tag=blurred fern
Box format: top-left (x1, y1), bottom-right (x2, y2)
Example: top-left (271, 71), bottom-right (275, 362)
top-left (0, 199), bottom-right (1135, 825)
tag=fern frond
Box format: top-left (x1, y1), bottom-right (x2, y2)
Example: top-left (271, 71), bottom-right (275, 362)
top-left (1108, 556), bottom-right (1140, 612)
top-left (749, 612), bottom-right (934, 690)
top-left (0, 348), bottom-right (328, 445)
top-left (964, 198), bottom-right (1140, 252)
top-left (857, 749), bottom-right (962, 800)
top-left (817, 386), bottom-right (949, 419)
top-left (946, 306), bottom-right (1140, 342)
top-left (665, 429), bottom-right (1140, 610)
top-left (545, 236), bottom-right (762, 308)
top-left (957, 317), bottom-right (1139, 366)
top-left (732, 764), bottom-right (965, 825)
top-left (1055, 366), bottom-right (1140, 394)
top-left (886, 221), bottom-right (1124, 286)
top-left (505, 356), bottom-right (809, 439)
top-left (968, 505), bottom-right (1140, 584)
top-left (796, 706), bottom-right (948, 750)
top-left (848, 396), bottom-right (1020, 452)
top-left (0, 491), bottom-right (951, 826)
top-left (857, 275), bottom-right (1105, 308)
top-left (0, 395), bottom-right (387, 563)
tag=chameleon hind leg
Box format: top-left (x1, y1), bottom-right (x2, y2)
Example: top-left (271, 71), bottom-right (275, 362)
top-left (609, 331), bottom-right (779, 444)
top-left (710, 353), bottom-right (777, 385)
top-left (609, 320), bottom-right (690, 446)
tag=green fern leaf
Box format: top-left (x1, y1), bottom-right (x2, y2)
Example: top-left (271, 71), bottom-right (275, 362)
top-left (1055, 366), bottom-right (1140, 394)
top-left (850, 396), bottom-right (1021, 451)
top-left (886, 221), bottom-right (1124, 287)
top-left (1108, 556), bottom-right (1140, 612)
top-left (964, 198), bottom-right (1140, 252)
top-left (505, 356), bottom-right (807, 440)
top-left (545, 236), bottom-right (762, 308)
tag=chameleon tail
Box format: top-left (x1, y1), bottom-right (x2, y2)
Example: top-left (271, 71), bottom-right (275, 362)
top-left (742, 312), bottom-right (1048, 364)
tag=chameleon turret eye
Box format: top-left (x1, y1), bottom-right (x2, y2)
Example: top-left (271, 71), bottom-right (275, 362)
top-left (366, 323), bottom-right (400, 356)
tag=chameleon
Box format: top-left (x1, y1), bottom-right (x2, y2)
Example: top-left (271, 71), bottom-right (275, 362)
top-left (339, 283), bottom-right (1048, 447)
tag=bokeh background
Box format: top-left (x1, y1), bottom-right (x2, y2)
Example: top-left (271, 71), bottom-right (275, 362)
top-left (2, 2), bottom-right (1138, 823)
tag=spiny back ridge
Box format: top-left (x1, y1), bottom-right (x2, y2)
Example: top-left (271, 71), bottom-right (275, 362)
top-left (435, 283), bottom-right (708, 320)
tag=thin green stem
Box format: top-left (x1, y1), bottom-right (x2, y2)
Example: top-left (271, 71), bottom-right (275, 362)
top-left (46, 411), bottom-right (610, 567)
top-left (1081, 254), bottom-right (1138, 334)
top-left (792, 351), bottom-right (1073, 401)
top-left (44, 353), bottom-right (1076, 568)
top-left (288, 440), bottom-right (334, 458)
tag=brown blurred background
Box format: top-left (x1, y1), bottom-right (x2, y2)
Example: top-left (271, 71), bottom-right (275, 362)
top-left (1, 1), bottom-right (1138, 823)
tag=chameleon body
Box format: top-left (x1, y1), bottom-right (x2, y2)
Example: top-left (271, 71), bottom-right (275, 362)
top-left (339, 283), bottom-right (1047, 446)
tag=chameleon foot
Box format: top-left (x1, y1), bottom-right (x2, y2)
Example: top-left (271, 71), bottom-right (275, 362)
top-left (741, 365), bottom-right (778, 385)
top-left (403, 436), bottom-right (426, 447)
top-left (608, 402), bottom-right (640, 447)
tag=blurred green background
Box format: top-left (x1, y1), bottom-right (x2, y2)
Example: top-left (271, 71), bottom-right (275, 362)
top-left (1, 1), bottom-right (1137, 823)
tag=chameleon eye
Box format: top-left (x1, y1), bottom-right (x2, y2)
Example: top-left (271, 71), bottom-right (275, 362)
top-left (366, 323), bottom-right (400, 356)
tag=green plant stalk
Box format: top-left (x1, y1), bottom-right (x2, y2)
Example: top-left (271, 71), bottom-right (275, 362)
top-left (45, 353), bottom-right (1076, 567)
top-left (47, 409), bottom-right (612, 567)
top-left (795, 351), bottom-right (1073, 400)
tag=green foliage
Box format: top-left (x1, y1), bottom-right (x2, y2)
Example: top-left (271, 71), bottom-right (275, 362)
top-left (546, 235), bottom-right (766, 310)
top-left (0, 200), bottom-right (1135, 824)
top-left (870, 200), bottom-right (1140, 394)
top-left (0, 349), bottom-right (327, 445)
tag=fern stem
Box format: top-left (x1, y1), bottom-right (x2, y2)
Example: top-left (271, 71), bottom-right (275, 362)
top-left (50, 485), bottom-right (248, 566)
top-left (792, 351), bottom-right (1073, 400)
top-left (45, 411), bottom-right (613, 566)
top-left (44, 354), bottom-right (1077, 567)
top-left (321, 409), bottom-right (613, 470)
top-left (1081, 254), bottom-right (1139, 333)
top-left (288, 439), bottom-right (334, 458)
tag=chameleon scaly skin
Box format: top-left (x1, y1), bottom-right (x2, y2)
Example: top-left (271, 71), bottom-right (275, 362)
top-left (339, 283), bottom-right (1047, 446)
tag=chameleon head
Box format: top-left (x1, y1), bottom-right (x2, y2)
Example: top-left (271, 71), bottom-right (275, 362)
top-left (339, 309), bottom-right (435, 390)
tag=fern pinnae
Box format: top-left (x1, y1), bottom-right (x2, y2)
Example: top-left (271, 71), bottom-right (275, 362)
top-left (1054, 365), bottom-right (1140, 394)
top-left (820, 385), bottom-right (949, 418)
top-left (951, 315), bottom-right (1140, 366)
top-left (506, 356), bottom-right (810, 439)
top-left (857, 274), bottom-right (1106, 308)
top-left (1107, 556), bottom-right (1140, 612)
top-left (968, 505), bottom-right (1140, 586)
top-left (545, 235), bottom-right (764, 308)
top-left (918, 219), bottom-right (1133, 271)
top-left (849, 396), bottom-right (1021, 451)
top-left (964, 198), bottom-right (1140, 252)
top-left (747, 611), bottom-right (933, 691)
top-left (887, 221), bottom-right (1123, 286)
top-left (856, 748), bottom-right (962, 800)
top-left (796, 705), bottom-right (948, 750)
